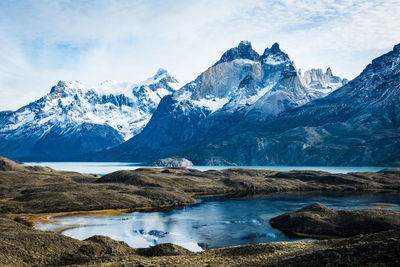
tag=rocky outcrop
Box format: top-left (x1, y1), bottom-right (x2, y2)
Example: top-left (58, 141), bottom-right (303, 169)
top-left (303, 68), bottom-right (347, 92)
top-left (0, 156), bottom-right (25, 171)
top-left (215, 40), bottom-right (260, 65)
top-left (150, 157), bottom-right (194, 167)
top-left (136, 243), bottom-right (191, 257)
top-left (0, 156), bottom-right (52, 172)
top-left (270, 203), bottom-right (400, 237)
top-left (379, 168), bottom-right (400, 174)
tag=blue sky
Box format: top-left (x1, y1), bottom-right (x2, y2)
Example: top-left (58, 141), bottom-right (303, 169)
top-left (0, 0), bottom-right (399, 110)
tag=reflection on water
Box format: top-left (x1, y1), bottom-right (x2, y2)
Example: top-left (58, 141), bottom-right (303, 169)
top-left (36, 193), bottom-right (400, 252)
top-left (23, 161), bottom-right (388, 176)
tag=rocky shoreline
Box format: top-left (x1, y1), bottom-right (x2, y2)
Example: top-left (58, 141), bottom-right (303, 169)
top-left (270, 203), bottom-right (400, 238)
top-left (0, 157), bottom-right (400, 266)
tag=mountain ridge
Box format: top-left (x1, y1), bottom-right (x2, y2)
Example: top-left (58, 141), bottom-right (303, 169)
top-left (178, 43), bottom-right (400, 166)
top-left (0, 69), bottom-right (180, 161)
top-left (92, 41), bottom-right (348, 163)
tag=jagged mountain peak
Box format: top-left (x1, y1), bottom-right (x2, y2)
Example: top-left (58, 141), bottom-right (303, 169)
top-left (49, 80), bottom-right (86, 96)
top-left (57, 80), bottom-right (68, 87)
top-left (50, 80), bottom-right (69, 93)
top-left (47, 68), bottom-right (180, 99)
top-left (238, 40), bottom-right (252, 50)
top-left (261, 42), bottom-right (290, 66)
top-left (177, 41), bottom-right (332, 114)
top-left (326, 67), bottom-right (333, 76)
top-left (302, 67), bottom-right (346, 95)
top-left (216, 40), bottom-right (260, 65)
top-left (151, 68), bottom-right (170, 80)
top-left (266, 42), bottom-right (281, 54)
top-left (154, 67), bottom-right (168, 77)
top-left (145, 68), bottom-right (179, 85)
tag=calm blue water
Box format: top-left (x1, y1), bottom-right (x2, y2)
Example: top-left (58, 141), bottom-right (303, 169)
top-left (23, 162), bottom-right (387, 176)
top-left (36, 193), bottom-right (400, 252)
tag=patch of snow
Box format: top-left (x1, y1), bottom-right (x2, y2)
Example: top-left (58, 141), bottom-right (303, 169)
top-left (263, 55), bottom-right (285, 65)
top-left (174, 91), bottom-right (192, 102)
top-left (168, 81), bottom-right (182, 90)
top-left (97, 80), bottom-right (137, 97)
top-left (192, 97), bottom-right (230, 112)
top-left (240, 40), bottom-right (251, 46)
top-left (233, 58), bottom-right (260, 65)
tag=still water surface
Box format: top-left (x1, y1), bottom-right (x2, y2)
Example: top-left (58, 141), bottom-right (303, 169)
top-left (36, 193), bottom-right (400, 252)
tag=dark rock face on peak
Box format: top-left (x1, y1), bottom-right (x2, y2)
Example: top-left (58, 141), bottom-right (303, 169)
top-left (216, 40), bottom-right (260, 64)
top-left (270, 42), bottom-right (281, 52)
top-left (262, 42), bottom-right (287, 59)
top-left (50, 80), bottom-right (68, 94)
top-left (270, 203), bottom-right (400, 237)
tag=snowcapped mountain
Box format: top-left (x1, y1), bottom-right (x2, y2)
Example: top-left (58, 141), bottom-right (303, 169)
top-left (95, 41), bottom-right (346, 162)
top-left (302, 68), bottom-right (348, 98)
top-left (173, 41), bottom-right (316, 118)
top-left (181, 43), bottom-right (400, 166)
top-left (0, 69), bottom-right (179, 161)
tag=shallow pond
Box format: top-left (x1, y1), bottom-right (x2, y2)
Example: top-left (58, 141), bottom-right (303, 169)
top-left (36, 193), bottom-right (400, 252)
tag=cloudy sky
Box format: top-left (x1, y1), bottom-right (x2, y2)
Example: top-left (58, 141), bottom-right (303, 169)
top-left (0, 0), bottom-right (399, 110)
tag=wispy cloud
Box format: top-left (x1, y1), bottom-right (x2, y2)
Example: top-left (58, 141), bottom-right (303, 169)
top-left (0, 0), bottom-right (399, 110)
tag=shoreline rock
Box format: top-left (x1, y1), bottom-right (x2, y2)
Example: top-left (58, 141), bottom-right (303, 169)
top-left (147, 157), bottom-right (194, 167)
top-left (270, 203), bottom-right (400, 237)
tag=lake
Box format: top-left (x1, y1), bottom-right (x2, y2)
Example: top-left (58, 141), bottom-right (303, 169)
top-left (23, 162), bottom-right (387, 176)
top-left (36, 193), bottom-right (400, 252)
